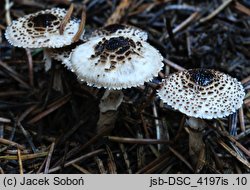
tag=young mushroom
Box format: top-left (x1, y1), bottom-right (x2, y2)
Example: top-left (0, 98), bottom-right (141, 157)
top-left (157, 69), bottom-right (245, 169)
top-left (5, 8), bottom-right (83, 48)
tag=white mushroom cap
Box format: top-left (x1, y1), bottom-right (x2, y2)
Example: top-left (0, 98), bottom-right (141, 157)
top-left (71, 36), bottom-right (163, 89)
top-left (90, 24), bottom-right (148, 41)
top-left (157, 69), bottom-right (245, 119)
top-left (5, 8), bottom-right (83, 48)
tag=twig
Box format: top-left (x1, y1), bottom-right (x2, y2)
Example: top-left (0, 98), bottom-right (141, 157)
top-left (234, 2), bottom-right (250, 16)
top-left (136, 151), bottom-right (170, 174)
top-left (0, 91), bottom-right (27, 97)
top-left (73, 6), bottom-right (86, 42)
top-left (18, 123), bottom-right (37, 153)
top-left (106, 145), bottom-right (117, 174)
top-left (5, 149), bottom-right (31, 154)
top-left (217, 139), bottom-right (250, 169)
top-left (0, 138), bottom-right (25, 150)
top-left (200, 0), bottom-right (234, 23)
top-left (17, 148), bottom-right (24, 174)
top-left (163, 58), bottom-right (186, 71)
top-left (227, 136), bottom-right (250, 157)
top-left (119, 143), bottom-right (132, 174)
top-left (106, 0), bottom-right (132, 25)
top-left (244, 98), bottom-right (250, 107)
top-left (0, 117), bottom-right (11, 123)
top-left (152, 101), bottom-right (161, 150)
top-left (0, 167), bottom-right (4, 174)
top-left (0, 124), bottom-right (3, 139)
top-left (238, 107), bottom-right (245, 132)
top-left (95, 156), bottom-right (106, 173)
top-left (235, 128), bottom-right (250, 140)
top-left (41, 62), bottom-right (56, 109)
top-left (186, 32), bottom-right (192, 57)
top-left (72, 163), bottom-right (91, 174)
top-left (107, 136), bottom-right (171, 144)
top-left (229, 112), bottom-right (237, 136)
top-left (140, 152), bottom-right (171, 174)
top-left (161, 12), bottom-right (200, 40)
top-left (59, 4), bottom-right (74, 35)
top-left (44, 142), bottom-right (55, 174)
top-left (241, 75), bottom-right (250, 84)
top-left (174, 115), bottom-right (186, 141)
top-left (36, 156), bottom-right (47, 174)
top-left (140, 113), bottom-right (161, 158)
top-left (0, 152), bottom-right (48, 160)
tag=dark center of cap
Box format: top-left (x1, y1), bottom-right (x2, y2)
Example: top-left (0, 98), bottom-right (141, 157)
top-left (94, 36), bottom-right (135, 57)
top-left (103, 24), bottom-right (125, 33)
top-left (105, 37), bottom-right (130, 51)
top-left (189, 69), bottom-right (214, 86)
top-left (29, 13), bottom-right (58, 29)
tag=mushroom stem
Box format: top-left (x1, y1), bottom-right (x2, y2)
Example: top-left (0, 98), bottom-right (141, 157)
top-left (186, 117), bottom-right (206, 171)
top-left (59, 3), bottom-right (74, 35)
top-left (43, 49), bottom-right (52, 71)
top-left (5, 0), bottom-right (13, 26)
top-left (97, 90), bottom-right (124, 134)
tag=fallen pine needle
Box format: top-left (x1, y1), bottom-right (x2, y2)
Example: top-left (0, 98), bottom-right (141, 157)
top-left (0, 152), bottom-right (48, 160)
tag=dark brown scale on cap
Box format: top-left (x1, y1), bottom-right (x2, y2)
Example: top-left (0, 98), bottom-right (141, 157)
top-left (105, 37), bottom-right (131, 52)
top-left (188, 69), bottom-right (214, 86)
top-left (28, 13), bottom-right (58, 30)
top-left (94, 37), bottom-right (131, 54)
top-left (117, 56), bottom-right (125, 61)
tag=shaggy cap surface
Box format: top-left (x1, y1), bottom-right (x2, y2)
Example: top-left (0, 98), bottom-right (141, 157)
top-left (157, 69), bottom-right (245, 119)
top-left (71, 35), bottom-right (163, 89)
top-left (5, 8), bottom-right (83, 48)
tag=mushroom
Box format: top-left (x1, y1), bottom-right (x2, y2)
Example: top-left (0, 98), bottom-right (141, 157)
top-left (71, 35), bottom-right (163, 89)
top-left (71, 26), bottom-right (163, 133)
top-left (157, 69), bottom-right (245, 169)
top-left (5, 8), bottom-right (83, 48)
top-left (158, 69), bottom-right (245, 119)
